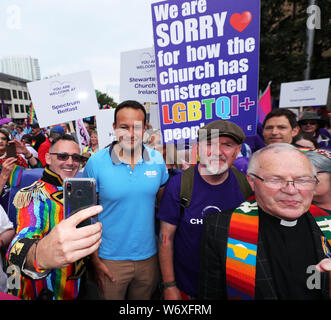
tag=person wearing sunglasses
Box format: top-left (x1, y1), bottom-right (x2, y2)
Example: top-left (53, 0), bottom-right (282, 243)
top-left (0, 128), bottom-right (34, 169)
top-left (7, 134), bottom-right (102, 300)
top-left (200, 143), bottom-right (331, 300)
top-left (0, 128), bottom-right (42, 214)
top-left (298, 111), bottom-right (331, 151)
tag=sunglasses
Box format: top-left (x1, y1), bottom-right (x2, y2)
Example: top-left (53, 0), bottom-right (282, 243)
top-left (300, 120), bottom-right (318, 125)
top-left (49, 152), bottom-right (86, 163)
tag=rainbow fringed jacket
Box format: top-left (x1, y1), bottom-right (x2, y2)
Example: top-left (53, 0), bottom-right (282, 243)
top-left (7, 167), bottom-right (85, 300)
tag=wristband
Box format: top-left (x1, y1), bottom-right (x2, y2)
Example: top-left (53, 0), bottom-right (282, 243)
top-left (162, 281), bottom-right (177, 289)
top-left (33, 240), bottom-right (46, 273)
top-left (26, 153), bottom-right (33, 160)
top-left (8, 238), bottom-right (36, 270)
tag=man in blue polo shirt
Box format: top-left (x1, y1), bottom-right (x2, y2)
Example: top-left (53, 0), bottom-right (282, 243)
top-left (84, 100), bottom-right (168, 300)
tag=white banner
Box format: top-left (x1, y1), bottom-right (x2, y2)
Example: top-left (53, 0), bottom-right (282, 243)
top-left (279, 78), bottom-right (330, 108)
top-left (95, 109), bottom-right (115, 150)
top-left (27, 70), bottom-right (99, 128)
top-left (120, 47), bottom-right (158, 104)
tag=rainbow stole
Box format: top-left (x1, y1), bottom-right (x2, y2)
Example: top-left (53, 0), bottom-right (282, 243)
top-left (309, 204), bottom-right (331, 257)
top-left (226, 197), bottom-right (259, 300)
top-left (226, 201), bottom-right (331, 300)
top-left (309, 204), bottom-right (331, 300)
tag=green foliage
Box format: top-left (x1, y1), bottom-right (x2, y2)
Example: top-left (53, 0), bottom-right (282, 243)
top-left (95, 90), bottom-right (117, 108)
top-left (259, 0), bottom-right (331, 98)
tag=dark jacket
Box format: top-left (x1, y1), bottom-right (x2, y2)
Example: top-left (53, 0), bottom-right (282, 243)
top-left (199, 208), bottom-right (330, 300)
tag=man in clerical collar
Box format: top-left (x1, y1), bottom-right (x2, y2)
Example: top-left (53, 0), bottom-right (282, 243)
top-left (200, 143), bottom-right (331, 300)
top-left (7, 134), bottom-right (102, 300)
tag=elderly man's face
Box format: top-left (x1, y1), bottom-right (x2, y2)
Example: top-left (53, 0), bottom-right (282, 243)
top-left (247, 150), bottom-right (316, 220)
top-left (198, 136), bottom-right (241, 175)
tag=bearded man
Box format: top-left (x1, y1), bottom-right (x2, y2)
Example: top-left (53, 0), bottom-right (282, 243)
top-left (157, 120), bottom-right (253, 299)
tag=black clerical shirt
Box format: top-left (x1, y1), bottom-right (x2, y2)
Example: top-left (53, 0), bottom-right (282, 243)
top-left (258, 209), bottom-right (322, 300)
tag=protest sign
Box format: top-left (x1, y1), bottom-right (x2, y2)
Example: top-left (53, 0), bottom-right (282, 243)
top-left (279, 78), bottom-right (330, 108)
top-left (75, 118), bottom-right (90, 152)
top-left (95, 108), bottom-right (115, 150)
top-left (27, 71), bottom-right (99, 128)
top-left (151, 0), bottom-right (260, 144)
top-left (120, 47), bottom-right (158, 103)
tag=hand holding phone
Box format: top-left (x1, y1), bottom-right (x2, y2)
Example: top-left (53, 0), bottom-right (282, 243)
top-left (63, 178), bottom-right (97, 228)
top-left (6, 142), bottom-right (17, 159)
top-left (36, 205), bottom-right (103, 270)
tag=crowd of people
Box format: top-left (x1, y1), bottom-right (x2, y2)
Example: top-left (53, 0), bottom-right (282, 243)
top-left (0, 100), bottom-right (331, 300)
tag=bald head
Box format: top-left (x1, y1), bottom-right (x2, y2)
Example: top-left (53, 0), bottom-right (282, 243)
top-left (248, 143), bottom-right (316, 176)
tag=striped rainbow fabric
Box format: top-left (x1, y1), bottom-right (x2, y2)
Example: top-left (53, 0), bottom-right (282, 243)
top-left (9, 181), bottom-right (81, 300)
top-left (27, 103), bottom-right (35, 126)
top-left (8, 165), bottom-right (24, 187)
top-left (226, 198), bottom-right (259, 300)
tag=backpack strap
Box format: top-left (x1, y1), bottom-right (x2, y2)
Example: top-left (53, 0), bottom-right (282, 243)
top-left (179, 165), bottom-right (253, 218)
top-left (230, 165), bottom-right (254, 200)
top-left (179, 166), bottom-right (195, 217)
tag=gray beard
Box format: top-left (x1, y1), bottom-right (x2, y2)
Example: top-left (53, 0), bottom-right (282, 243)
top-left (205, 161), bottom-right (229, 175)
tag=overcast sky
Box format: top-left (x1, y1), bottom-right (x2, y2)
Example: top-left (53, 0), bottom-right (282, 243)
top-left (0, 0), bottom-right (162, 102)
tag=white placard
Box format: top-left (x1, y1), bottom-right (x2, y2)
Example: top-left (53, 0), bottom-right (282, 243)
top-left (120, 47), bottom-right (158, 103)
top-left (27, 71), bottom-right (99, 128)
top-left (279, 78), bottom-right (330, 108)
top-left (149, 103), bottom-right (160, 130)
top-left (95, 109), bottom-right (115, 150)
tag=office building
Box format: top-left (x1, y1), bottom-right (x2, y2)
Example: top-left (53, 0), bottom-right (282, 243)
top-left (0, 72), bottom-right (31, 120)
top-left (1, 55), bottom-right (41, 81)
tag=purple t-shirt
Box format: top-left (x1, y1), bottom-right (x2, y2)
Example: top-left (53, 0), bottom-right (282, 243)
top-left (157, 165), bottom-right (245, 297)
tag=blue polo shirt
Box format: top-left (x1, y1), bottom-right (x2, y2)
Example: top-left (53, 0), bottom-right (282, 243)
top-left (83, 143), bottom-right (168, 261)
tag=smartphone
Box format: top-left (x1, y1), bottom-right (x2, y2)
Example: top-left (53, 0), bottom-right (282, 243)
top-left (6, 143), bottom-right (17, 159)
top-left (63, 178), bottom-right (97, 228)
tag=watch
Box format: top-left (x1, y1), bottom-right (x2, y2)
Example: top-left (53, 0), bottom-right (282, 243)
top-left (162, 281), bottom-right (177, 289)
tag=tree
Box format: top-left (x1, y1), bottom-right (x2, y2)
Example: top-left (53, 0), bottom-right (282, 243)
top-left (259, 0), bottom-right (331, 98)
top-left (95, 90), bottom-right (117, 108)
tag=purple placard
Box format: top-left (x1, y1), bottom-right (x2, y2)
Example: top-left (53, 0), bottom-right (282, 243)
top-left (151, 0), bottom-right (260, 144)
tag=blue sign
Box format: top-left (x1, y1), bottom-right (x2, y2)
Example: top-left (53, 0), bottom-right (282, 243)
top-left (151, 0), bottom-right (260, 144)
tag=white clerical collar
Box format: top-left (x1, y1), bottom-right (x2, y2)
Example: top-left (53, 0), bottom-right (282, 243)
top-left (280, 219), bottom-right (297, 227)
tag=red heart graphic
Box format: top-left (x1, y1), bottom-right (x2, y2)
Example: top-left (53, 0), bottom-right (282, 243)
top-left (230, 11), bottom-right (252, 32)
